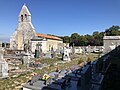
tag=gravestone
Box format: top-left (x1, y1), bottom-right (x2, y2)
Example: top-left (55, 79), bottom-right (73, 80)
top-left (92, 60), bottom-right (99, 75)
top-left (51, 47), bottom-right (54, 58)
top-left (102, 55), bottom-right (110, 73)
top-left (72, 43), bottom-right (75, 54)
top-left (22, 49), bottom-right (33, 68)
top-left (30, 75), bottom-right (40, 85)
top-left (0, 48), bottom-right (8, 78)
top-left (44, 52), bottom-right (52, 58)
top-left (86, 45), bottom-right (91, 53)
top-left (23, 55), bottom-right (30, 67)
top-left (50, 47), bottom-right (56, 58)
top-left (80, 65), bottom-right (92, 89)
top-left (93, 46), bottom-right (97, 52)
top-left (62, 48), bottom-right (70, 61)
top-left (35, 49), bottom-right (39, 58)
top-left (92, 60), bottom-right (102, 81)
top-left (59, 70), bottom-right (67, 78)
top-left (35, 42), bottom-right (42, 58)
top-left (91, 60), bottom-right (104, 90)
top-left (74, 47), bottom-right (83, 54)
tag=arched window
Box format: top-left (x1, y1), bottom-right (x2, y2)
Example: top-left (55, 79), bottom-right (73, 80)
top-left (25, 14), bottom-right (27, 20)
top-left (21, 15), bottom-right (23, 22)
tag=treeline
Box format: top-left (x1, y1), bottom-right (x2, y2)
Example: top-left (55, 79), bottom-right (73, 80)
top-left (60, 25), bottom-right (120, 46)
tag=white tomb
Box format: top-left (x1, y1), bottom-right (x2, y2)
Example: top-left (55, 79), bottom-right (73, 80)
top-left (62, 48), bottom-right (71, 61)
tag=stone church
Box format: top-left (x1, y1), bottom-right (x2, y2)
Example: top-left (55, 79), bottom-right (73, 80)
top-left (10, 4), bottom-right (63, 53)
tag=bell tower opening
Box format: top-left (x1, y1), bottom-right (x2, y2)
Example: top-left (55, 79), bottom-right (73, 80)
top-left (18, 4), bottom-right (31, 23)
top-left (25, 14), bottom-right (27, 21)
top-left (21, 15), bottom-right (23, 22)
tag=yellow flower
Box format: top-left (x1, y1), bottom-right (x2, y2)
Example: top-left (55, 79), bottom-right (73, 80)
top-left (42, 74), bottom-right (50, 81)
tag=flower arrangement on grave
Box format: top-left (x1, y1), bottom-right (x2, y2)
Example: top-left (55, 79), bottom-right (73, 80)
top-left (42, 74), bottom-right (50, 81)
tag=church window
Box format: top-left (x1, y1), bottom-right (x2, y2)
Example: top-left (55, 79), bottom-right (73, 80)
top-left (21, 15), bottom-right (23, 22)
top-left (25, 14), bottom-right (27, 20)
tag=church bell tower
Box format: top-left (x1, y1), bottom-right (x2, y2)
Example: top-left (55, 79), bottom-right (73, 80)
top-left (18, 4), bottom-right (31, 23)
top-left (10, 4), bottom-right (36, 50)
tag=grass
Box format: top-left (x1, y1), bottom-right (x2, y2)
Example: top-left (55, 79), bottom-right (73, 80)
top-left (33, 53), bottom-right (98, 74)
top-left (35, 58), bottom-right (60, 65)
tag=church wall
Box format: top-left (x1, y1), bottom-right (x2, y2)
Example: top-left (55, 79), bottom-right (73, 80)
top-left (46, 39), bottom-right (63, 51)
top-left (17, 30), bottom-right (24, 50)
top-left (31, 40), bottom-right (47, 53)
top-left (31, 39), bottom-right (63, 53)
top-left (10, 4), bottom-right (63, 53)
top-left (10, 5), bottom-right (36, 50)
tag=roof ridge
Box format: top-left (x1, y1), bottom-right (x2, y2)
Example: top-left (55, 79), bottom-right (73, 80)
top-left (36, 33), bottom-right (62, 40)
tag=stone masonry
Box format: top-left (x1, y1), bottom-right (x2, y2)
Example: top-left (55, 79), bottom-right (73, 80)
top-left (10, 4), bottom-right (36, 50)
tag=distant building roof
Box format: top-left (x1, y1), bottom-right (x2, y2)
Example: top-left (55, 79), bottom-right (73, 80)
top-left (36, 33), bottom-right (62, 41)
top-left (103, 36), bottom-right (120, 40)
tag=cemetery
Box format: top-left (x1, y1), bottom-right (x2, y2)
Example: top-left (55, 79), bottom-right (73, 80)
top-left (0, 46), bottom-right (99, 90)
top-left (22, 45), bottom-right (120, 90)
top-left (0, 44), bottom-right (119, 90)
top-left (0, 3), bottom-right (116, 90)
top-left (0, 40), bottom-right (120, 90)
top-left (22, 59), bottom-right (107, 90)
top-left (0, 38), bottom-right (104, 88)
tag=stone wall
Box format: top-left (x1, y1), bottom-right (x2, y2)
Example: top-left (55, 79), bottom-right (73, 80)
top-left (46, 39), bottom-right (63, 52)
top-left (103, 36), bottom-right (120, 54)
top-left (10, 5), bottom-right (36, 50)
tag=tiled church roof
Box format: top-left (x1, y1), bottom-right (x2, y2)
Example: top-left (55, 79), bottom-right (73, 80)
top-left (36, 33), bottom-right (62, 41)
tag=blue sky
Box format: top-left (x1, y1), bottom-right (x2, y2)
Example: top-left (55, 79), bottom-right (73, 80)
top-left (0, 0), bottom-right (120, 42)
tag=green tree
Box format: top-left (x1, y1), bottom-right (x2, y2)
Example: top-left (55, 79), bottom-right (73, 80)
top-left (63, 25), bottom-right (120, 46)
top-left (105, 25), bottom-right (120, 36)
top-left (71, 33), bottom-right (80, 41)
top-left (79, 35), bottom-right (88, 46)
top-left (70, 33), bottom-right (80, 46)
top-left (63, 36), bottom-right (70, 43)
